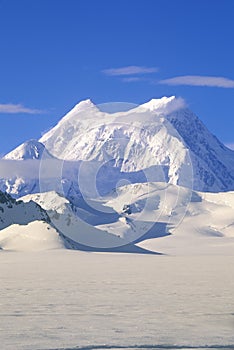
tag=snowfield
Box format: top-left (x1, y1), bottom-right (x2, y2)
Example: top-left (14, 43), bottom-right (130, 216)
top-left (14, 183), bottom-right (234, 254)
top-left (0, 182), bottom-right (234, 254)
top-left (0, 251), bottom-right (234, 350)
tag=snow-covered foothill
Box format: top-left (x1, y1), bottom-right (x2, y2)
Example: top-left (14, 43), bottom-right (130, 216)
top-left (0, 221), bottom-right (65, 251)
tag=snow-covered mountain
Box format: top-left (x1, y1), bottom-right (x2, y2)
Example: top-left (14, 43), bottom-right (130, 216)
top-left (0, 188), bottom-right (154, 252)
top-left (20, 191), bottom-right (129, 249)
top-left (0, 140), bottom-right (55, 197)
top-left (18, 183), bottom-right (234, 254)
top-left (1, 96), bottom-right (234, 253)
top-left (0, 190), bottom-right (48, 230)
top-left (0, 221), bottom-right (65, 251)
top-left (4, 139), bottom-right (54, 160)
top-left (0, 190), bottom-right (66, 250)
top-left (38, 96), bottom-right (233, 192)
top-left (39, 97), bottom-right (192, 189)
top-left (2, 96), bottom-right (234, 197)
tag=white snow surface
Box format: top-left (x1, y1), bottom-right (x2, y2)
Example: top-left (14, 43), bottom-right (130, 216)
top-left (0, 251), bottom-right (234, 350)
top-left (100, 182), bottom-right (234, 255)
top-left (0, 190), bottom-right (69, 251)
top-left (0, 221), bottom-right (64, 251)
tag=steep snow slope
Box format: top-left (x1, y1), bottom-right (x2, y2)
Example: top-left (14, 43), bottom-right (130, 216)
top-left (4, 139), bottom-right (53, 160)
top-left (0, 190), bottom-right (68, 251)
top-left (0, 190), bottom-right (48, 230)
top-left (166, 109), bottom-right (234, 191)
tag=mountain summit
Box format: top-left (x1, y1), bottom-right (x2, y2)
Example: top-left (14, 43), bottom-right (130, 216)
top-left (2, 96), bottom-right (234, 193)
top-left (37, 96), bottom-right (234, 192)
top-left (4, 139), bottom-right (54, 161)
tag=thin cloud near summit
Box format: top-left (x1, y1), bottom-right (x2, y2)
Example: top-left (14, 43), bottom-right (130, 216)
top-left (103, 66), bottom-right (234, 89)
top-left (159, 75), bottom-right (234, 88)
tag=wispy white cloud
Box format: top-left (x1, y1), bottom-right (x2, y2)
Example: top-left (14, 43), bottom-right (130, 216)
top-left (0, 103), bottom-right (43, 114)
top-left (159, 75), bottom-right (234, 88)
top-left (225, 143), bottom-right (234, 150)
top-left (122, 77), bottom-right (144, 82)
top-left (103, 65), bottom-right (158, 76)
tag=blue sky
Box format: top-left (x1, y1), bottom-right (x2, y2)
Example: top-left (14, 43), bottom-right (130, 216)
top-left (0, 0), bottom-right (234, 155)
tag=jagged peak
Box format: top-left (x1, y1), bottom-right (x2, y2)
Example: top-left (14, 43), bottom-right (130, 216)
top-left (61, 98), bottom-right (98, 120)
top-left (40, 99), bottom-right (99, 135)
top-left (142, 96), bottom-right (176, 109)
top-left (3, 139), bottom-right (53, 160)
top-left (139, 96), bottom-right (186, 114)
top-left (71, 98), bottom-right (96, 110)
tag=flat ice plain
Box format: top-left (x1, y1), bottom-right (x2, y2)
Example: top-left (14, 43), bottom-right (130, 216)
top-left (0, 250), bottom-right (234, 350)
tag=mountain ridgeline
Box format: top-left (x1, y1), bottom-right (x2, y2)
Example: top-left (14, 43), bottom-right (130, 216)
top-left (1, 96), bottom-right (234, 252)
top-left (1, 96), bottom-right (234, 197)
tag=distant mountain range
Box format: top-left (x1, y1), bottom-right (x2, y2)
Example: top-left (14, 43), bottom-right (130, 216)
top-left (0, 96), bottom-right (234, 253)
